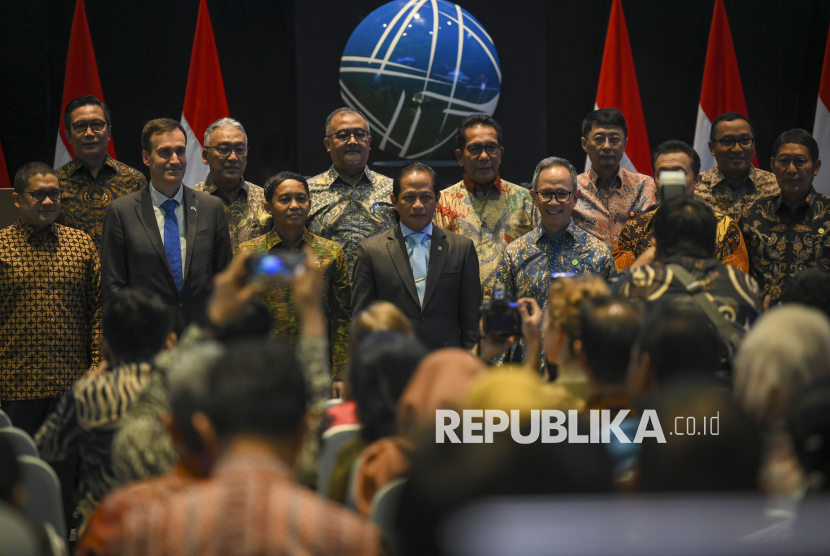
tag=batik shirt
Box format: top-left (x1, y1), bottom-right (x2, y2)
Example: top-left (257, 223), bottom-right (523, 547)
top-left (614, 209), bottom-right (750, 272)
top-left (236, 229), bottom-right (351, 380)
top-left (573, 166), bottom-right (659, 250)
top-left (0, 221), bottom-right (101, 400)
top-left (434, 175), bottom-right (540, 300)
top-left (56, 156), bottom-right (147, 251)
top-left (739, 188), bottom-right (830, 302)
top-left (695, 165), bottom-right (779, 219)
top-left (307, 165), bottom-right (397, 275)
top-left (192, 175), bottom-right (272, 253)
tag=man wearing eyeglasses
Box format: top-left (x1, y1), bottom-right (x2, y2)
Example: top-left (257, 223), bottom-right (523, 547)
top-left (695, 112), bottom-right (778, 219)
top-left (192, 118), bottom-right (272, 252)
top-left (739, 129), bottom-right (828, 303)
top-left (573, 108), bottom-right (659, 250)
top-left (307, 108), bottom-right (397, 275)
top-left (434, 114), bottom-right (539, 300)
top-left (56, 95), bottom-right (147, 251)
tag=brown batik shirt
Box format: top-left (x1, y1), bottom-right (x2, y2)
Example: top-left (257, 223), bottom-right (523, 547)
top-left (192, 175), bottom-right (272, 253)
top-left (0, 221), bottom-right (102, 400)
top-left (694, 165), bottom-right (779, 220)
top-left (56, 156), bottom-right (147, 251)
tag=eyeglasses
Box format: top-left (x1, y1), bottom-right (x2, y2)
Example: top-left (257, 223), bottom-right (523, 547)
top-left (70, 119), bottom-right (107, 134)
top-left (774, 156), bottom-right (811, 169)
top-left (712, 136), bottom-right (754, 149)
top-left (535, 190), bottom-right (573, 203)
top-left (25, 189), bottom-right (61, 202)
top-left (204, 145), bottom-right (249, 157)
top-left (464, 142), bottom-right (501, 156)
top-left (587, 135), bottom-right (623, 146)
top-left (327, 129), bottom-right (370, 143)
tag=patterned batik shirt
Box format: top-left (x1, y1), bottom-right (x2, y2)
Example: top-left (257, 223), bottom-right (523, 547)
top-left (739, 188), bottom-right (830, 302)
top-left (56, 156), bottom-right (147, 251)
top-left (434, 175), bottom-right (540, 300)
top-left (695, 165), bottom-right (779, 220)
top-left (307, 165), bottom-right (398, 275)
top-left (236, 229), bottom-right (351, 380)
top-left (614, 209), bottom-right (750, 273)
top-left (573, 166), bottom-right (659, 250)
top-left (0, 221), bottom-right (102, 400)
top-left (191, 175), bottom-right (272, 253)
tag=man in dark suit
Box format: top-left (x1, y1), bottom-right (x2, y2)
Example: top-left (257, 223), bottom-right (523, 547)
top-left (101, 119), bottom-right (233, 328)
top-left (352, 162), bottom-right (481, 350)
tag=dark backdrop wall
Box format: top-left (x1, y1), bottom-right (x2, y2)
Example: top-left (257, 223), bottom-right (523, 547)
top-left (0, 0), bottom-right (828, 188)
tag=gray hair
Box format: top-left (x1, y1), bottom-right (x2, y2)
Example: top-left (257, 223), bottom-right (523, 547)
top-left (325, 107), bottom-right (371, 136)
top-left (531, 156), bottom-right (578, 191)
top-left (204, 118), bottom-right (247, 147)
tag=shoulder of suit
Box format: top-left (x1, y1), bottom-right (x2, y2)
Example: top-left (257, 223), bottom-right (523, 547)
top-left (108, 187), bottom-right (144, 209)
top-left (439, 226), bottom-right (474, 247)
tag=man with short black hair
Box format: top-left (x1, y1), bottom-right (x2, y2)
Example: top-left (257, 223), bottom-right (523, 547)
top-left (307, 107), bottom-right (397, 275)
top-left (192, 118), bottom-right (272, 252)
top-left (695, 112), bottom-right (778, 218)
top-left (573, 108), bottom-right (659, 249)
top-left (739, 128), bottom-right (828, 302)
top-left (56, 95), bottom-right (147, 251)
top-left (434, 115), bottom-right (539, 299)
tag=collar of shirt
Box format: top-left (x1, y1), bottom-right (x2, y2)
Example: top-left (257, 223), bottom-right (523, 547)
top-left (462, 174), bottom-right (508, 194)
top-left (711, 165), bottom-right (761, 192)
top-left (149, 181), bottom-right (184, 207)
top-left (67, 154), bottom-right (117, 179)
top-left (587, 166), bottom-right (623, 190)
top-left (400, 221), bottom-right (433, 238)
top-left (325, 164), bottom-right (373, 188)
top-left (772, 186), bottom-right (818, 216)
top-left (263, 228), bottom-right (314, 250)
top-left (15, 219), bottom-right (58, 239)
top-left (530, 220), bottom-right (577, 248)
top-left (202, 174), bottom-right (249, 203)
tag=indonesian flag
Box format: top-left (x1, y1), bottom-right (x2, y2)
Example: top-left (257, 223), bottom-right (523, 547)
top-left (0, 140), bottom-right (10, 189)
top-left (693, 0), bottom-right (758, 173)
top-left (586, 0), bottom-right (652, 176)
top-left (53, 0), bottom-right (116, 168)
top-left (814, 25), bottom-right (830, 195)
top-left (181, 0), bottom-right (229, 187)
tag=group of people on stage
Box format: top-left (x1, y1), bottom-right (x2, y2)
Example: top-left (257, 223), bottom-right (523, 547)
top-left (2, 92), bottom-right (829, 554)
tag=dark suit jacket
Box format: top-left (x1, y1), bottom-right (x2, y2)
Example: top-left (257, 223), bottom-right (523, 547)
top-left (101, 185), bottom-right (233, 328)
top-left (351, 224), bottom-right (481, 351)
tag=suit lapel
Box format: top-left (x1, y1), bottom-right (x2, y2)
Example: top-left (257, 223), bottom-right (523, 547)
top-left (136, 187), bottom-right (173, 278)
top-left (183, 186), bottom-right (198, 281)
top-left (421, 226), bottom-right (447, 312)
top-left (387, 226), bottom-right (420, 308)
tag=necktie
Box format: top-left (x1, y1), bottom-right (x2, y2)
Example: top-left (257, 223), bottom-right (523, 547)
top-left (406, 232), bottom-right (428, 305)
top-left (161, 199), bottom-right (183, 292)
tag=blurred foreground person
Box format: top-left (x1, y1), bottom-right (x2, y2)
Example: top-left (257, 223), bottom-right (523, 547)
top-left (788, 377), bottom-right (830, 493)
top-left (779, 268), bottom-right (830, 319)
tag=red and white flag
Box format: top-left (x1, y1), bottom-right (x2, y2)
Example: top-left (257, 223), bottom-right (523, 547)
top-left (54, 0), bottom-right (115, 168)
top-left (586, 0), bottom-right (651, 176)
top-left (181, 0), bottom-right (229, 187)
top-left (693, 0), bottom-right (758, 173)
top-left (814, 25), bottom-right (830, 195)
top-left (0, 139), bottom-right (10, 189)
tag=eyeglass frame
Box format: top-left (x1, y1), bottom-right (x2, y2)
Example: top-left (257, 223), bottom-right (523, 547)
top-left (204, 145), bottom-right (249, 157)
top-left (711, 136), bottom-right (755, 150)
top-left (463, 142), bottom-right (502, 157)
top-left (586, 134), bottom-right (624, 146)
top-left (534, 189), bottom-right (574, 203)
top-left (773, 156), bottom-right (811, 169)
top-left (326, 129), bottom-right (371, 143)
top-left (24, 189), bottom-right (62, 202)
top-left (70, 119), bottom-right (108, 134)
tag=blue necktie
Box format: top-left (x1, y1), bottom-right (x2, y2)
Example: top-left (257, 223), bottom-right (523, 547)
top-left (406, 232), bottom-right (428, 305)
top-left (161, 199), bottom-right (183, 292)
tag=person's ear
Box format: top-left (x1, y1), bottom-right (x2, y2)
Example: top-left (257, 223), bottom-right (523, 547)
top-left (455, 148), bottom-right (463, 165)
top-left (814, 159), bottom-right (822, 177)
top-left (202, 150), bottom-right (210, 165)
top-left (142, 150), bottom-right (151, 167)
top-left (581, 137), bottom-right (589, 153)
top-left (12, 192), bottom-right (21, 209)
top-left (324, 137), bottom-right (331, 153)
top-left (708, 141), bottom-right (715, 157)
top-left (191, 411), bottom-right (219, 461)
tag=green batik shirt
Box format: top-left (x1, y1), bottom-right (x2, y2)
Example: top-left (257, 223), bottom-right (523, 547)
top-left (434, 176), bottom-right (540, 300)
top-left (192, 175), bottom-right (273, 253)
top-left (306, 165), bottom-right (398, 276)
top-left (236, 229), bottom-right (351, 380)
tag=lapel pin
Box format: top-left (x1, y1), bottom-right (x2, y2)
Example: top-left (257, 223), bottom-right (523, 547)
top-left (191, 206), bottom-right (197, 212)
top-left (438, 246), bottom-right (442, 251)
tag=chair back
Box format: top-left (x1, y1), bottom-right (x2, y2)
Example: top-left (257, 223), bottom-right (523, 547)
top-left (0, 427), bottom-right (38, 458)
top-left (370, 478), bottom-right (407, 553)
top-left (0, 409), bottom-right (11, 428)
top-left (317, 424), bottom-right (361, 495)
top-left (16, 455), bottom-right (67, 540)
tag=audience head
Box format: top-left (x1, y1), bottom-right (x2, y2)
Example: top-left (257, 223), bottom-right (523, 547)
top-left (652, 140), bottom-right (702, 197)
top-left (12, 162), bottom-right (61, 230)
top-left (141, 118), bottom-right (187, 189)
top-left (653, 197), bottom-right (717, 260)
top-left (455, 114), bottom-right (504, 186)
top-left (201, 118), bottom-right (249, 188)
top-left (581, 108), bottom-right (628, 175)
top-left (0, 436), bottom-right (23, 508)
top-left (324, 107), bottom-right (372, 176)
top-left (579, 297), bottom-right (642, 386)
top-left (530, 157), bottom-right (580, 237)
top-left (63, 95), bottom-right (112, 168)
top-left (103, 288), bottom-right (174, 363)
top-left (788, 377), bottom-right (830, 491)
top-left (708, 112), bottom-right (755, 180)
top-left (779, 268), bottom-right (830, 320)
top-left (639, 385), bottom-right (761, 492)
top-left (350, 332), bottom-right (428, 443)
top-left (391, 162), bottom-right (438, 233)
top-left (350, 301), bottom-right (414, 347)
top-left (770, 129), bottom-right (821, 204)
top-left (543, 276), bottom-right (610, 367)
top-left (734, 305), bottom-right (830, 428)
top-left (263, 171), bottom-right (311, 233)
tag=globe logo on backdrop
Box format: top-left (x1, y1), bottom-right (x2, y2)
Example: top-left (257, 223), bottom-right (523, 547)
top-left (339, 0), bottom-right (501, 159)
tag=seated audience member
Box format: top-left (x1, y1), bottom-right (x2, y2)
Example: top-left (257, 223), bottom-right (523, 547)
top-left (326, 332), bottom-right (427, 503)
top-left (739, 129), bottom-right (828, 303)
top-left (734, 305), bottom-right (830, 496)
top-left (639, 385), bottom-right (762, 492)
top-left (111, 340), bottom-right (385, 556)
top-left (237, 171), bottom-right (351, 395)
top-left (353, 349), bottom-right (486, 517)
top-left (35, 289), bottom-right (174, 531)
top-left (787, 377), bottom-right (830, 493)
top-left (614, 140), bottom-right (748, 272)
top-left (779, 268), bottom-right (830, 319)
